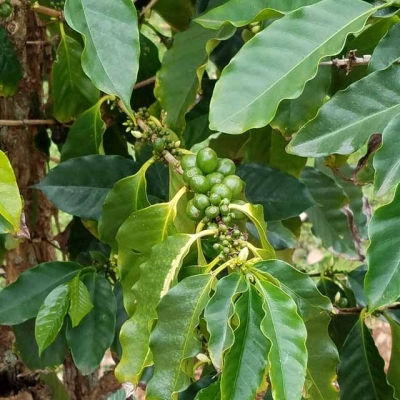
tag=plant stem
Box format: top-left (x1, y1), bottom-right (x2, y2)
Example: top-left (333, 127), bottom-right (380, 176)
top-left (0, 119), bottom-right (56, 126)
top-left (31, 4), bottom-right (63, 19)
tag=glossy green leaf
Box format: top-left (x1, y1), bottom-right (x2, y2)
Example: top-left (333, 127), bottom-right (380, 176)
top-left (66, 272), bottom-right (116, 375)
top-left (116, 233), bottom-right (208, 384)
top-left (116, 187), bottom-right (185, 253)
top-left (0, 262), bottom-right (81, 325)
top-left (60, 97), bottom-right (109, 162)
top-left (68, 275), bottom-right (94, 327)
top-left (266, 221), bottom-right (297, 250)
top-left (255, 260), bottom-right (339, 400)
top-left (369, 22), bottom-right (400, 72)
top-left (289, 64), bottom-right (400, 157)
top-left (374, 113), bottom-right (400, 196)
top-left (195, 381), bottom-right (221, 400)
top-left (52, 26), bottom-right (99, 123)
top-left (0, 27), bottom-right (23, 97)
top-left (0, 150), bottom-right (22, 233)
top-left (271, 66), bottom-right (331, 136)
top-left (386, 314), bottom-right (400, 399)
top-left (338, 314), bottom-right (394, 399)
top-left (155, 22), bottom-right (235, 133)
top-left (153, 0), bottom-right (195, 31)
top-left (64, 0), bottom-right (139, 110)
top-left (105, 389), bottom-right (126, 400)
top-left (14, 319), bottom-right (68, 370)
top-left (195, 0), bottom-right (321, 29)
top-left (256, 279), bottom-right (307, 400)
top-left (35, 284), bottom-right (70, 355)
top-left (301, 167), bottom-right (358, 259)
top-left (147, 274), bottom-right (214, 399)
top-left (229, 201), bottom-right (275, 257)
top-left (112, 282), bottom-right (128, 357)
top-left (365, 184), bottom-right (400, 311)
top-left (35, 155), bottom-right (139, 220)
top-left (204, 273), bottom-right (248, 369)
top-left (220, 286), bottom-right (270, 400)
top-left (209, 0), bottom-right (375, 134)
top-left (237, 163), bottom-right (313, 221)
top-left (99, 158), bottom-right (152, 246)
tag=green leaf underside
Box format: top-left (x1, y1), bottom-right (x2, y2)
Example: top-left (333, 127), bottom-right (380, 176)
top-left (209, 0), bottom-right (375, 134)
top-left (0, 262), bottom-right (81, 325)
top-left (68, 275), bottom-right (94, 327)
top-left (146, 274), bottom-right (214, 399)
top-left (255, 260), bottom-right (339, 400)
top-left (60, 98), bottom-right (106, 161)
top-left (338, 316), bottom-right (394, 399)
top-left (0, 27), bottom-right (23, 97)
top-left (35, 284), bottom-right (70, 355)
top-left (155, 22), bottom-right (235, 133)
top-left (365, 184), bottom-right (400, 311)
top-left (221, 285), bottom-right (270, 400)
top-left (257, 280), bottom-right (308, 400)
top-left (35, 155), bottom-right (139, 220)
top-left (64, 0), bottom-right (140, 110)
top-left (289, 64), bottom-right (400, 157)
top-left (369, 22), bottom-right (400, 73)
top-left (99, 160), bottom-right (152, 246)
top-left (66, 272), bottom-right (116, 375)
top-left (52, 30), bottom-right (99, 123)
top-left (0, 150), bottom-right (22, 233)
top-left (386, 314), bottom-right (400, 399)
top-left (116, 234), bottom-right (199, 384)
top-left (373, 112), bottom-right (400, 196)
top-left (204, 273), bottom-right (248, 369)
top-left (195, 0), bottom-right (321, 29)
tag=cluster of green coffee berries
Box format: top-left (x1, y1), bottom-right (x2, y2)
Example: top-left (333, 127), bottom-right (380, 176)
top-left (49, 0), bottom-right (64, 10)
top-left (0, 0), bottom-right (12, 19)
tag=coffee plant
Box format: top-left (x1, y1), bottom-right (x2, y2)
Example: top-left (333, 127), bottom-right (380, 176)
top-left (2, 0), bottom-right (400, 398)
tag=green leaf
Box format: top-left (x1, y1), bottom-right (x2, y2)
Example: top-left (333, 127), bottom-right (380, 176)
top-left (64, 0), bottom-right (140, 110)
top-left (195, 381), bottom-right (221, 400)
top-left (271, 66), bottom-right (331, 136)
top-left (146, 274), bottom-right (214, 399)
top-left (0, 262), bottom-right (81, 325)
top-left (98, 158), bottom-right (153, 246)
top-left (0, 150), bottom-right (22, 233)
top-left (374, 113), bottom-right (400, 196)
top-left (52, 26), bottom-right (99, 123)
top-left (66, 272), bottom-right (116, 375)
top-left (301, 167), bottom-right (358, 259)
top-left (68, 275), bottom-right (94, 327)
top-left (204, 273), bottom-right (248, 369)
top-left (0, 27), bottom-right (23, 97)
top-left (40, 372), bottom-right (70, 400)
top-left (386, 314), bottom-right (400, 399)
top-left (220, 285), bottom-right (270, 400)
top-left (254, 260), bottom-right (339, 400)
top-left (195, 0), bottom-right (321, 29)
top-left (369, 22), bottom-right (400, 72)
top-left (14, 319), bottom-right (68, 370)
top-left (256, 279), bottom-right (308, 400)
top-left (209, 0), bottom-right (375, 134)
top-left (266, 221), bottom-right (297, 250)
top-left (60, 97), bottom-right (109, 162)
top-left (35, 284), bottom-right (70, 355)
top-left (35, 155), bottom-right (139, 221)
top-left (289, 64), bottom-right (400, 157)
top-left (153, 0), bottom-right (195, 31)
top-left (365, 184), bottom-right (400, 311)
top-left (116, 233), bottom-right (207, 384)
top-left (105, 389), bottom-right (126, 400)
top-left (155, 22), bottom-right (235, 133)
top-left (338, 314), bottom-right (394, 399)
top-left (116, 187), bottom-right (186, 253)
top-left (237, 163), bottom-right (313, 221)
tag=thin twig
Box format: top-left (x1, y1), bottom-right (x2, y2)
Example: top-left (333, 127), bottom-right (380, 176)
top-left (26, 40), bottom-right (54, 46)
top-left (335, 303), bottom-right (400, 315)
top-left (0, 119), bottom-right (57, 126)
top-left (133, 76), bottom-right (156, 90)
top-left (31, 5), bottom-right (63, 19)
top-left (139, 0), bottom-right (158, 17)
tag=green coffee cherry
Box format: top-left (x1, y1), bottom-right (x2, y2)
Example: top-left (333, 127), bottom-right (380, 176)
top-left (223, 175), bottom-right (244, 196)
top-left (206, 172), bottom-right (224, 186)
top-left (186, 200), bottom-right (203, 221)
top-left (215, 158), bottom-right (236, 176)
top-left (0, 3), bottom-right (12, 18)
top-left (231, 200), bottom-right (247, 220)
top-left (222, 215), bottom-right (232, 224)
top-left (213, 243), bottom-right (221, 251)
top-left (210, 183), bottom-right (232, 201)
top-left (196, 147), bottom-right (218, 174)
top-left (193, 194), bottom-right (210, 210)
top-left (183, 167), bottom-right (202, 184)
top-left (181, 155), bottom-right (197, 171)
top-left (205, 206), bottom-right (220, 219)
top-left (190, 175), bottom-right (211, 194)
top-left (210, 193), bottom-right (222, 206)
top-left (220, 204), bottom-right (230, 215)
top-left (153, 138), bottom-right (165, 152)
top-left (207, 222), bottom-right (219, 230)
